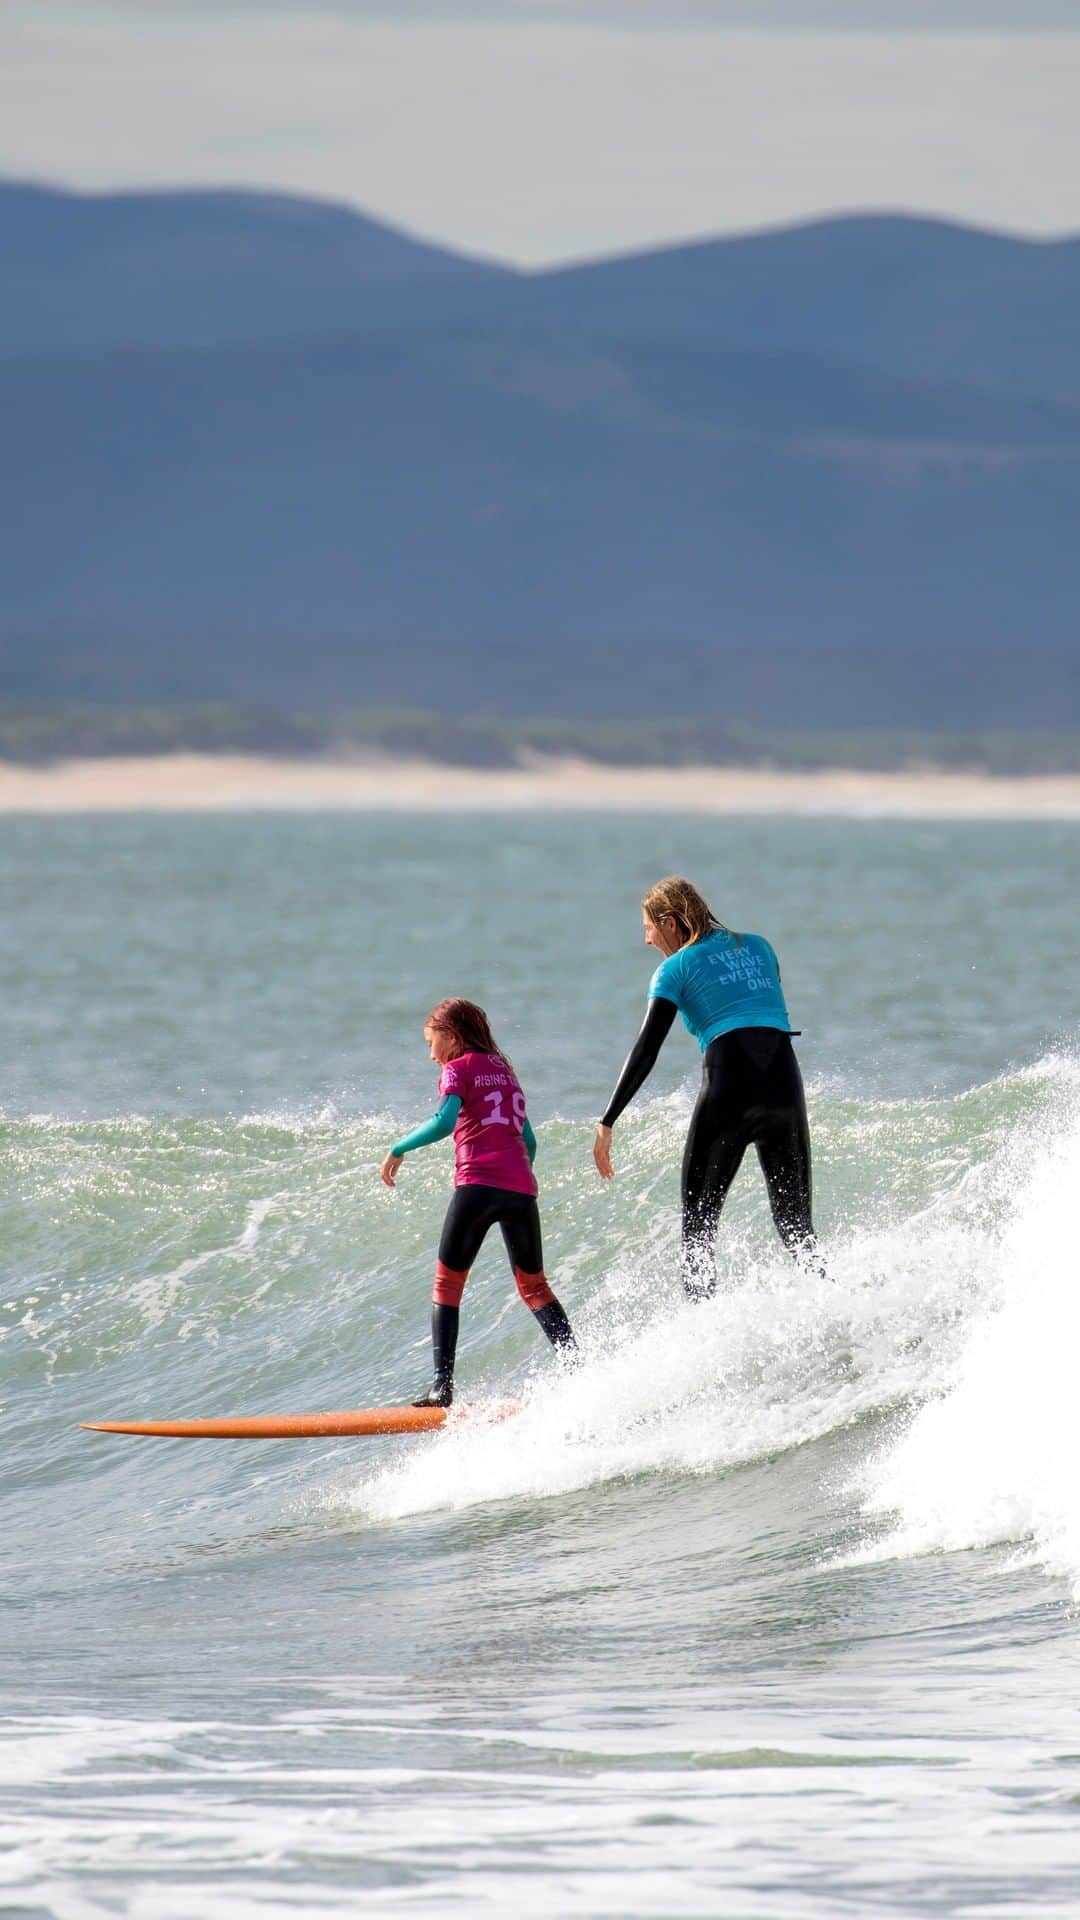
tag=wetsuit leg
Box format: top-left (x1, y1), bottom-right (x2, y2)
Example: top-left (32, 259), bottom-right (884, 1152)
top-left (755, 1113), bottom-right (814, 1249)
top-left (750, 1049), bottom-right (822, 1267)
top-left (498, 1195), bottom-right (577, 1354)
top-left (680, 1077), bottom-right (750, 1299)
top-left (413, 1302), bottom-right (460, 1408)
top-left (680, 1030), bottom-right (822, 1294)
top-left (414, 1187), bottom-right (505, 1407)
top-left (437, 1186), bottom-right (505, 1272)
top-left (749, 1067), bottom-right (822, 1274)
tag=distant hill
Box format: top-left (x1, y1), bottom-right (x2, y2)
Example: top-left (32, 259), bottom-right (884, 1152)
top-left (0, 182), bottom-right (513, 355)
top-left (5, 189), bottom-right (1076, 395)
top-left (2, 183), bottom-right (1078, 729)
top-left (525, 215), bottom-right (1080, 399)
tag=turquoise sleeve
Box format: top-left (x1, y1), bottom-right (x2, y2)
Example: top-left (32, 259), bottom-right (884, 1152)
top-left (522, 1116), bottom-right (537, 1164)
top-left (391, 1095), bottom-right (461, 1158)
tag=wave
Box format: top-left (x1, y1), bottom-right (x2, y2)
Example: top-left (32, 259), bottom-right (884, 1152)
top-left (4, 1056), bottom-right (1078, 1595)
top-left (853, 1055), bottom-right (1080, 1598)
top-left (319, 1057), bottom-right (1080, 1565)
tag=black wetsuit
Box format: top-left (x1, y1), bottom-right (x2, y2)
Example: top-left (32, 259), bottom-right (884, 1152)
top-left (438, 1184), bottom-right (545, 1276)
top-left (414, 1185), bottom-right (574, 1409)
top-left (602, 998), bottom-right (819, 1297)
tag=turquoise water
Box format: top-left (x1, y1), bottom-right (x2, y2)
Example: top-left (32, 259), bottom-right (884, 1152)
top-left (3, 813), bottom-right (1080, 1917)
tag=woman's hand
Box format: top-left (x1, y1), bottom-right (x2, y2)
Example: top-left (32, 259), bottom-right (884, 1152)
top-left (593, 1123), bottom-right (614, 1180)
top-left (380, 1152), bottom-right (404, 1189)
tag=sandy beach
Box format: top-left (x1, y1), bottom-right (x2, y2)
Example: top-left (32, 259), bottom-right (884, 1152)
top-left (1, 753), bottom-right (1079, 817)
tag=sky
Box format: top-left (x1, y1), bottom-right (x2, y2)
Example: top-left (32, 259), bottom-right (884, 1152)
top-left (3, 2), bottom-right (1079, 264)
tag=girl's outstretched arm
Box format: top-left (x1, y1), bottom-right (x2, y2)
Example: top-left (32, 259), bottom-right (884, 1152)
top-left (381, 1095), bottom-right (462, 1187)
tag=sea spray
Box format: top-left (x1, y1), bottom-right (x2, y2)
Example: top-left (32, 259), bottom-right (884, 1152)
top-left (859, 1058), bottom-right (1080, 1595)
top-left (321, 1068), bottom-right (1059, 1528)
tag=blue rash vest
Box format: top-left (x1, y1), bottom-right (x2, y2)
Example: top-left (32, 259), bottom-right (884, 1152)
top-left (648, 928), bottom-right (793, 1050)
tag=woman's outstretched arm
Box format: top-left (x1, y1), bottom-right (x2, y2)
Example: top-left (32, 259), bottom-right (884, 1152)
top-left (594, 997), bottom-right (677, 1178)
top-left (601, 997), bottom-right (678, 1127)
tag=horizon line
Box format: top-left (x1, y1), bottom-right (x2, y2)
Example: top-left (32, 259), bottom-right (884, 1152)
top-left (5, 172), bottom-right (1080, 273)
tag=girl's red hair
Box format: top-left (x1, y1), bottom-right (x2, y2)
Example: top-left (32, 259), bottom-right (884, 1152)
top-left (426, 998), bottom-right (511, 1066)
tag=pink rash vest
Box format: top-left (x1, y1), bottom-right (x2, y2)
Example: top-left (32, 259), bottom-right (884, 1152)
top-left (438, 1051), bottom-right (538, 1196)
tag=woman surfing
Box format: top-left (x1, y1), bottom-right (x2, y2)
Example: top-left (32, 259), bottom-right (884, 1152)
top-left (594, 877), bottom-right (822, 1298)
top-left (382, 998), bottom-right (576, 1406)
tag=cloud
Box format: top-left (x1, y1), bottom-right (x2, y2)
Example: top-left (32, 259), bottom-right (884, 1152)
top-left (3, 15), bottom-right (1079, 264)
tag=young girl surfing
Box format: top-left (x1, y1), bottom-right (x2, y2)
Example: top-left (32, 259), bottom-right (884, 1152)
top-left (381, 998), bottom-right (576, 1407)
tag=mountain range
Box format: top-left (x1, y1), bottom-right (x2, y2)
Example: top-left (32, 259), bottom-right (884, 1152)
top-left (2, 180), bottom-right (1078, 727)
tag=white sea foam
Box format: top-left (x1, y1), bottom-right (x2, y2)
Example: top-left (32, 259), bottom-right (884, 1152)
top-left (326, 1061), bottom-right (1078, 1559)
top-left (857, 1083), bottom-right (1080, 1598)
top-left (329, 1223), bottom-right (970, 1527)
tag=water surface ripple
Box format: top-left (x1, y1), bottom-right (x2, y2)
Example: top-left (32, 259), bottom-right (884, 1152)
top-left (2, 815), bottom-right (1078, 1916)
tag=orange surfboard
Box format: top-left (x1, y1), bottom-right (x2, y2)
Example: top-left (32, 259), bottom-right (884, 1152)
top-left (81, 1402), bottom-right (516, 1439)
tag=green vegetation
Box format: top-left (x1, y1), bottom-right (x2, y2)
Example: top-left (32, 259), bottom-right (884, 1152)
top-left (2, 703), bottom-right (1080, 775)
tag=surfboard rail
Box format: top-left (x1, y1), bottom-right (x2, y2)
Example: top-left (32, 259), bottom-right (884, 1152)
top-left (81, 1406), bottom-right (450, 1439)
top-left (80, 1400), bottom-right (520, 1439)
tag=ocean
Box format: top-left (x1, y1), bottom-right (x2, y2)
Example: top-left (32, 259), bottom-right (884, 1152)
top-left (2, 810), bottom-right (1079, 1917)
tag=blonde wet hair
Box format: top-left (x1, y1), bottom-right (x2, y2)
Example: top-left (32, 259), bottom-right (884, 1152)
top-left (641, 876), bottom-right (729, 947)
